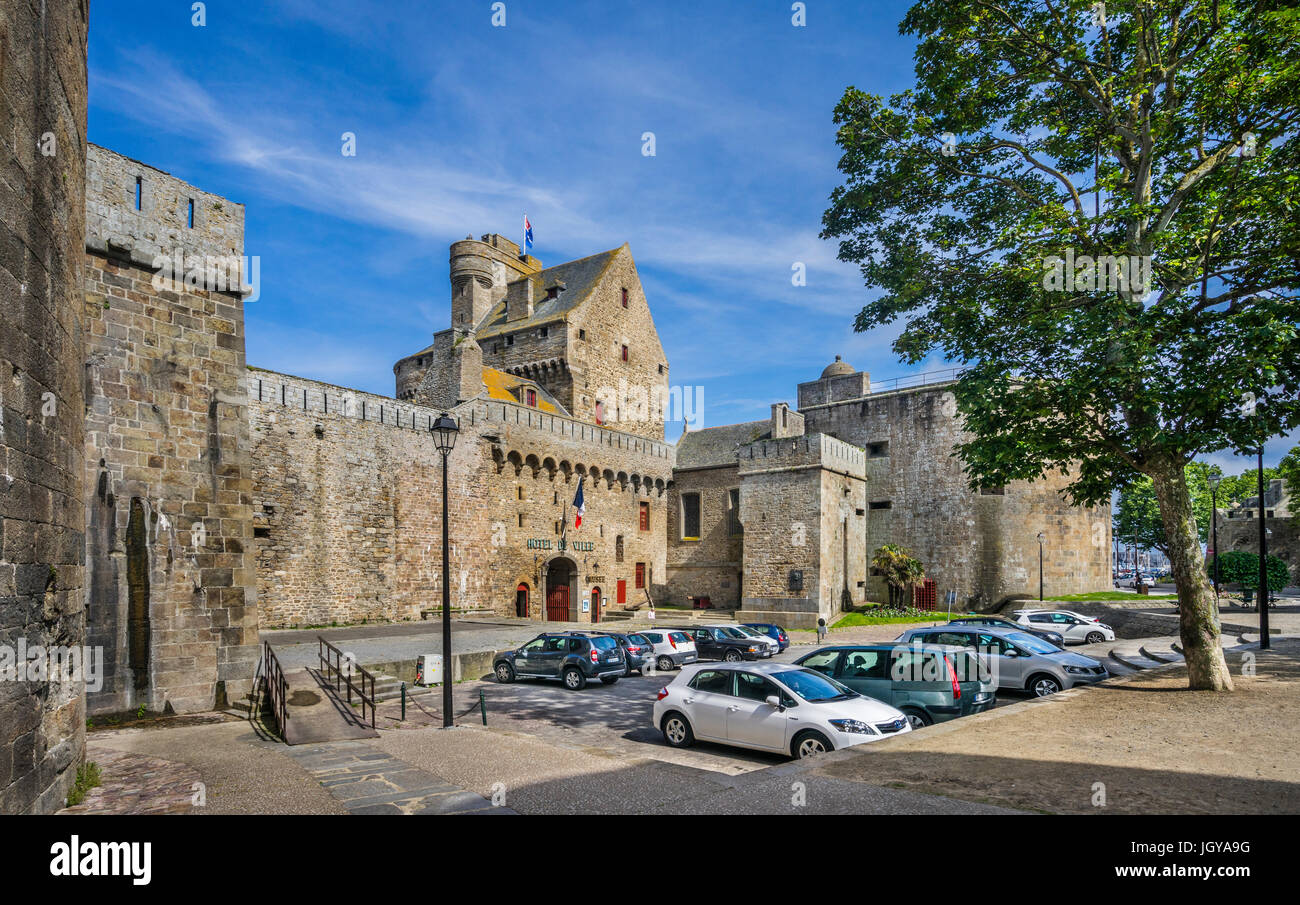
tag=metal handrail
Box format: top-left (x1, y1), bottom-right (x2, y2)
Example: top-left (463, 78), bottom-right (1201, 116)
top-left (262, 640), bottom-right (288, 737)
top-left (318, 636), bottom-right (377, 728)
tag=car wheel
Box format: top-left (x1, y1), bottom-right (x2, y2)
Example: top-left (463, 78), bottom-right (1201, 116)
top-left (563, 667), bottom-right (586, 691)
top-left (600, 676), bottom-right (619, 685)
top-left (902, 708), bottom-right (931, 729)
top-left (494, 663), bottom-right (514, 683)
top-left (792, 730), bottom-right (832, 759)
top-left (1085, 631), bottom-right (1105, 644)
top-left (661, 712), bottom-right (694, 748)
top-left (1028, 673), bottom-right (1062, 697)
top-left (723, 649), bottom-right (742, 662)
top-left (656, 655), bottom-right (674, 672)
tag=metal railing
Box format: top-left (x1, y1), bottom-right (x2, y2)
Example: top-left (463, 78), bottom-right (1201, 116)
top-left (262, 640), bottom-right (288, 737)
top-left (869, 367), bottom-right (966, 394)
top-left (318, 636), bottom-right (377, 728)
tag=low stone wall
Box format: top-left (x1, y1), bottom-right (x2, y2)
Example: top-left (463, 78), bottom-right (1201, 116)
top-left (362, 649), bottom-right (499, 685)
top-left (1002, 599), bottom-right (1261, 640)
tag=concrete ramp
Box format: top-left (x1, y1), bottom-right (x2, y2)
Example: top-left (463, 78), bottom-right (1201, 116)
top-left (282, 668), bottom-right (379, 745)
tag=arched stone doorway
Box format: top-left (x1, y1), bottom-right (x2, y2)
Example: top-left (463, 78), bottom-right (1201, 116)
top-left (545, 557), bottom-right (577, 622)
top-left (515, 582), bottom-right (530, 618)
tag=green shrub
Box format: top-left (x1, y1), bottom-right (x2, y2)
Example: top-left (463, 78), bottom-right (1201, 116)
top-left (1206, 551), bottom-right (1290, 591)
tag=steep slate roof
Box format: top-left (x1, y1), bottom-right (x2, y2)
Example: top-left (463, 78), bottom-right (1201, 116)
top-left (474, 246), bottom-right (623, 339)
top-left (481, 367), bottom-right (569, 415)
top-left (675, 420), bottom-right (771, 469)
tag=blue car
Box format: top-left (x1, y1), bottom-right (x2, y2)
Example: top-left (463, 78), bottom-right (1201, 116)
top-left (741, 622), bottom-right (789, 653)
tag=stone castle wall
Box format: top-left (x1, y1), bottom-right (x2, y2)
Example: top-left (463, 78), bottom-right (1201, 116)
top-left (0, 0), bottom-right (89, 814)
top-left (800, 382), bottom-right (1111, 608)
top-left (82, 146), bottom-right (258, 716)
top-left (249, 371), bottom-right (672, 627)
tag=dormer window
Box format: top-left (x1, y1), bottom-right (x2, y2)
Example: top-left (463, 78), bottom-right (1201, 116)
top-left (526, 389), bottom-right (537, 407)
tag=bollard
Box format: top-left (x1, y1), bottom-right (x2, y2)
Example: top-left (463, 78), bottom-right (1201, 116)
top-left (401, 682), bottom-right (406, 721)
top-left (479, 688), bottom-right (487, 726)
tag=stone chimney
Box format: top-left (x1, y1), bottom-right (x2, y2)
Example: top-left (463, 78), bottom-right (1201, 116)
top-left (506, 278), bottom-right (534, 321)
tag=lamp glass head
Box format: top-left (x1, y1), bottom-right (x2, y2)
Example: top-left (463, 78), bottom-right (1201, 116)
top-left (431, 413), bottom-right (459, 454)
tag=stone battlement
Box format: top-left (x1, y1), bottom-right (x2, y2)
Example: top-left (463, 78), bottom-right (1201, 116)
top-left (248, 367), bottom-right (675, 465)
top-left (737, 432), bottom-right (866, 479)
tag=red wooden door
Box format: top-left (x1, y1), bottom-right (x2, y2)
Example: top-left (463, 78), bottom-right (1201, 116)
top-left (617, 580), bottom-right (626, 605)
top-left (546, 585), bottom-right (570, 621)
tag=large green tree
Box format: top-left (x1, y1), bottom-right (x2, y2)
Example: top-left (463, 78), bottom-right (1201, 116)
top-left (823, 0), bottom-right (1300, 690)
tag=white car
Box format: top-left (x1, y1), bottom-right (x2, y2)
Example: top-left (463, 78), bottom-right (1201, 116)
top-left (653, 662), bottom-right (911, 759)
top-left (718, 623), bottom-right (780, 656)
top-left (1012, 609), bottom-right (1115, 645)
top-left (637, 629), bottom-right (699, 671)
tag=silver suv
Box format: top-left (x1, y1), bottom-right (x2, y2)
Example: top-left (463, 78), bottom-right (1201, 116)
top-left (895, 624), bottom-right (1108, 697)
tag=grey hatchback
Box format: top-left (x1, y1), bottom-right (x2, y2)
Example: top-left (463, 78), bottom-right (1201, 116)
top-left (794, 643), bottom-right (995, 728)
top-left (896, 625), bottom-right (1108, 697)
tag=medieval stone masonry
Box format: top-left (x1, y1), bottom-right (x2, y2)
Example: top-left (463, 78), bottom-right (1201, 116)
top-left (0, 0), bottom-right (90, 815)
top-left (5, 122), bottom-right (1113, 810)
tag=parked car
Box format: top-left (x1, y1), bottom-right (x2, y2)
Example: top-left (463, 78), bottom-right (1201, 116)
top-left (493, 632), bottom-right (626, 690)
top-left (794, 643), bottom-right (996, 728)
top-left (894, 625), bottom-right (1108, 697)
top-left (593, 630), bottom-right (655, 675)
top-left (1012, 609), bottom-right (1115, 645)
top-left (637, 629), bottom-right (699, 671)
top-left (719, 623), bottom-right (780, 656)
top-left (945, 615), bottom-right (1065, 648)
top-left (653, 662), bottom-right (911, 759)
top-left (689, 625), bottom-right (771, 661)
top-left (741, 622), bottom-right (790, 652)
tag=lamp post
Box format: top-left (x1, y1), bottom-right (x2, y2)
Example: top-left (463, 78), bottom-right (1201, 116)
top-left (1257, 447), bottom-right (1271, 650)
top-left (431, 413), bottom-right (460, 726)
top-left (1207, 469), bottom-right (1222, 600)
top-left (1036, 531), bottom-right (1045, 601)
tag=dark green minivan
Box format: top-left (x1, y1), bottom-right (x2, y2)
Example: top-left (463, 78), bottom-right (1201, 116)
top-left (793, 643), bottom-right (996, 729)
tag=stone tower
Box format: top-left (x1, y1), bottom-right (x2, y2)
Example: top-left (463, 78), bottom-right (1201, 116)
top-left (0, 0), bottom-right (90, 815)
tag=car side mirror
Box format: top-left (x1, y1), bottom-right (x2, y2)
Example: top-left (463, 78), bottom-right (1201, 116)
top-left (765, 695), bottom-right (785, 712)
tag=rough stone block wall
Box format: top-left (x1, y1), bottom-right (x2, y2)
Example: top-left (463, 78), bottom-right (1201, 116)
top-left (249, 373), bottom-right (672, 627)
top-left (801, 383), bottom-right (1110, 609)
top-left (663, 465), bottom-right (744, 609)
top-left (81, 146), bottom-right (258, 716)
top-left (0, 0), bottom-right (88, 815)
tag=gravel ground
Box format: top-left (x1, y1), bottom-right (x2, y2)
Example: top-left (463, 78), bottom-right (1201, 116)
top-left (811, 640), bottom-right (1300, 814)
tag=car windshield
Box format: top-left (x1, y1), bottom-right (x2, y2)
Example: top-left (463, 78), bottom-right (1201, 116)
top-left (719, 627), bottom-right (751, 640)
top-left (1005, 632), bottom-right (1058, 654)
top-left (627, 634), bottom-right (650, 645)
top-left (590, 636), bottom-right (617, 651)
top-left (773, 669), bottom-right (858, 703)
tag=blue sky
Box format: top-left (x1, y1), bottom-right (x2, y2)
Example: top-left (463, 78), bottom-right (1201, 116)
top-left (86, 0), bottom-right (1295, 472)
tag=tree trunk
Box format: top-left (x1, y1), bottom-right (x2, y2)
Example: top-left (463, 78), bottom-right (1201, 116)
top-left (1149, 461), bottom-right (1234, 691)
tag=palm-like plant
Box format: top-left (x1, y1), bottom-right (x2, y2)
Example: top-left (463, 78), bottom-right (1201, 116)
top-left (871, 544), bottom-right (925, 609)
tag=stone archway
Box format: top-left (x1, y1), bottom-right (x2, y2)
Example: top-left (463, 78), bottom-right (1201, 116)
top-left (545, 557), bottom-right (578, 622)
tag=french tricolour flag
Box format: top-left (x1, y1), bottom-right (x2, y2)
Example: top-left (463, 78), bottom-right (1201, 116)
top-left (524, 214), bottom-right (534, 252)
top-left (572, 476), bottom-right (585, 528)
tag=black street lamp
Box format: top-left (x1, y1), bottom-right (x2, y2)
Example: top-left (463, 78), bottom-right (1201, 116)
top-left (431, 412), bottom-right (460, 726)
top-left (1207, 469), bottom-right (1222, 600)
top-left (1036, 531), bottom-right (1045, 601)
top-left (1257, 447), bottom-right (1271, 650)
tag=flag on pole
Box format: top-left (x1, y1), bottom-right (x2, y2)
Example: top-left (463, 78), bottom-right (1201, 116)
top-left (524, 214), bottom-right (534, 252)
top-left (572, 476), bottom-right (585, 528)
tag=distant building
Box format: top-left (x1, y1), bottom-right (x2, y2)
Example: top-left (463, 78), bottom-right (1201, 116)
top-left (1218, 479), bottom-right (1298, 583)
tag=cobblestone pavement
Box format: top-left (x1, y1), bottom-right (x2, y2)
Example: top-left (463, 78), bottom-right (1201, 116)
top-left (58, 745), bottom-right (202, 815)
top-left (280, 740), bottom-right (509, 814)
